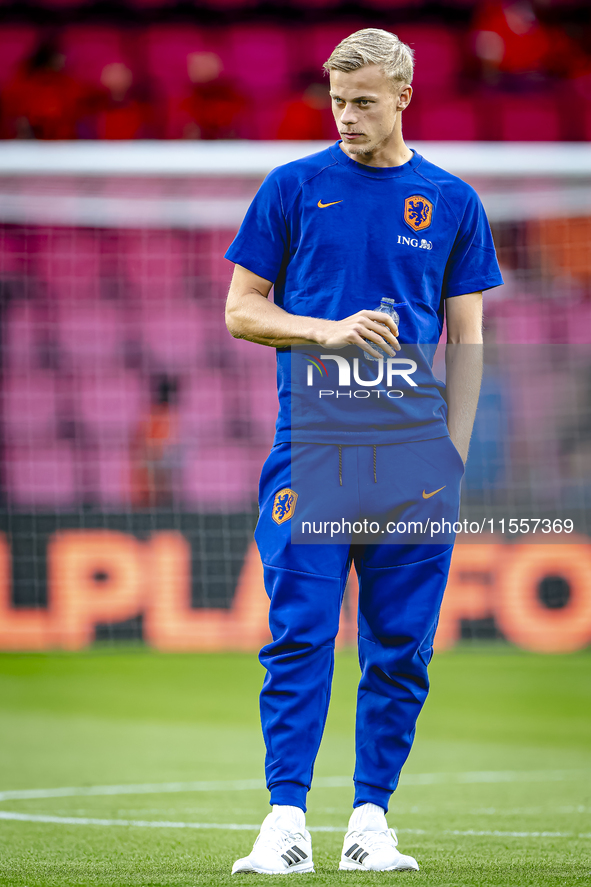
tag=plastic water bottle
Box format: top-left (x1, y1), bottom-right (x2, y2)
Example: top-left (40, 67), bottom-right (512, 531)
top-left (363, 297), bottom-right (400, 361)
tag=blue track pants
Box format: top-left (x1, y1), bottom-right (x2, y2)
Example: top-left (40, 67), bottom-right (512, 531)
top-left (254, 438), bottom-right (464, 813)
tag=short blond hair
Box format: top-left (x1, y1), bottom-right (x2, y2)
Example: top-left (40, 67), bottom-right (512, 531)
top-left (323, 28), bottom-right (414, 87)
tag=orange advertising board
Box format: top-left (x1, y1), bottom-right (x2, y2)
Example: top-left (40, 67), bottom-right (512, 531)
top-left (0, 528), bottom-right (590, 653)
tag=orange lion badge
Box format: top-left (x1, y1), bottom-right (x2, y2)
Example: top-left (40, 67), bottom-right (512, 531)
top-left (272, 488), bottom-right (298, 525)
top-left (404, 195), bottom-right (433, 232)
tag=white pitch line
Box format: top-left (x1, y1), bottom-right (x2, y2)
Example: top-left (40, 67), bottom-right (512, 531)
top-left (0, 779), bottom-right (266, 802)
top-left (0, 811), bottom-right (588, 840)
top-left (1, 770), bottom-right (588, 803)
top-left (0, 812), bottom-right (258, 830)
top-left (402, 826), bottom-right (591, 839)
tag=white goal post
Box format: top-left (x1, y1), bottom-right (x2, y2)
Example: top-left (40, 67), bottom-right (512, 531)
top-left (0, 141), bottom-right (589, 230)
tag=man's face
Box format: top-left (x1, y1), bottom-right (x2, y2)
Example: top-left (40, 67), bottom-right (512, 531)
top-left (329, 64), bottom-right (410, 156)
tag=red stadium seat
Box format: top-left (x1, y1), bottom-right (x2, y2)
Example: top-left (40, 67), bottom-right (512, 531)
top-left (507, 370), bottom-right (562, 474)
top-left (89, 447), bottom-right (133, 507)
top-left (56, 304), bottom-right (125, 371)
top-left (199, 229), bottom-right (238, 290)
top-left (139, 303), bottom-right (209, 371)
top-left (33, 229), bottom-right (102, 301)
top-left (359, 0), bottom-right (421, 8)
top-left (3, 302), bottom-right (51, 372)
top-left (201, 0), bottom-right (257, 8)
top-left (35, 0), bottom-right (88, 7)
top-left (0, 232), bottom-right (29, 278)
top-left (223, 24), bottom-right (290, 95)
top-left (251, 104), bottom-right (293, 140)
top-left (177, 371), bottom-right (228, 445)
top-left (299, 22), bottom-right (366, 77)
top-left (121, 231), bottom-right (189, 302)
top-left (289, 0), bottom-right (340, 8)
top-left (60, 26), bottom-right (132, 87)
top-left (180, 444), bottom-right (257, 509)
top-left (492, 300), bottom-right (550, 344)
top-left (396, 26), bottom-right (462, 95)
top-left (5, 444), bottom-right (78, 507)
top-left (418, 97), bottom-right (478, 141)
top-left (72, 373), bottom-right (148, 445)
top-left (0, 26), bottom-right (38, 89)
top-left (141, 25), bottom-right (214, 98)
top-left (565, 302), bottom-right (591, 345)
top-left (127, 0), bottom-right (176, 7)
top-left (2, 372), bottom-right (59, 444)
top-left (500, 97), bottom-right (561, 141)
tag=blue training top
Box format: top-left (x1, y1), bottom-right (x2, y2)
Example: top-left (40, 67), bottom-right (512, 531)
top-left (225, 142), bottom-right (503, 445)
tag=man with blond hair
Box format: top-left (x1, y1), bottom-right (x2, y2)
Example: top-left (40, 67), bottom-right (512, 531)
top-left (225, 28), bottom-right (502, 874)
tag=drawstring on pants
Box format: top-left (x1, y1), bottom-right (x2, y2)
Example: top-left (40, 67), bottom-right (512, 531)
top-left (337, 445), bottom-right (377, 486)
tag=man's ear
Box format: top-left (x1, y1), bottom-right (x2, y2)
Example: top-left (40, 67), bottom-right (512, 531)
top-left (397, 85), bottom-right (412, 110)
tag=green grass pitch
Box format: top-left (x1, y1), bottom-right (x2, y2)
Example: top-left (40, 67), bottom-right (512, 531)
top-left (0, 646), bottom-right (590, 886)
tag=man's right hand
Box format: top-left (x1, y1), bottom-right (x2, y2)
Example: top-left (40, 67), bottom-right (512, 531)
top-left (314, 310), bottom-right (400, 360)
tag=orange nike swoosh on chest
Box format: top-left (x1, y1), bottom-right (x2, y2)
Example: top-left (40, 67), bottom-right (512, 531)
top-left (317, 199), bottom-right (343, 208)
top-left (422, 486), bottom-right (446, 499)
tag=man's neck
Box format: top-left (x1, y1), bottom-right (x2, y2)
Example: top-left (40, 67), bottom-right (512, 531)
top-left (339, 132), bottom-right (413, 169)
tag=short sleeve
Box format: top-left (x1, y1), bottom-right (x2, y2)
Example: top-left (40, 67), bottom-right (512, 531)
top-left (442, 188), bottom-right (504, 298)
top-left (224, 170), bottom-right (289, 284)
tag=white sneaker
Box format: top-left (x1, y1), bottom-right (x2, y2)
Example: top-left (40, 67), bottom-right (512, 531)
top-left (339, 803), bottom-right (419, 872)
top-left (232, 805), bottom-right (314, 875)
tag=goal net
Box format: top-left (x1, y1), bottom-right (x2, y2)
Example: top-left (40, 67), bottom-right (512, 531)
top-left (0, 140), bottom-right (589, 653)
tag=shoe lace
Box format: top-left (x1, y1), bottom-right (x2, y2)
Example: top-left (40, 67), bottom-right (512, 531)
top-left (352, 827), bottom-right (398, 852)
top-left (256, 825), bottom-right (304, 853)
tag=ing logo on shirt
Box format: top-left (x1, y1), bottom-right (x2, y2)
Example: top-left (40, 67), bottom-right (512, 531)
top-left (404, 195), bottom-right (433, 232)
top-left (272, 488), bottom-right (298, 524)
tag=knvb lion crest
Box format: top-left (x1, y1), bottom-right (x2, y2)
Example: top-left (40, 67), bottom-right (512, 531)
top-left (272, 488), bottom-right (298, 525)
top-left (404, 195), bottom-right (433, 232)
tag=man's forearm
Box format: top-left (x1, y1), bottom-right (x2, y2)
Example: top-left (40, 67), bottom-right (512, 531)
top-left (225, 289), bottom-right (332, 348)
top-left (226, 280), bottom-right (399, 358)
top-left (445, 344), bottom-right (483, 463)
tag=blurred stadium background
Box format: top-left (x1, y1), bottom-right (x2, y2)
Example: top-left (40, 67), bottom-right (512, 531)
top-left (0, 0), bottom-right (589, 655)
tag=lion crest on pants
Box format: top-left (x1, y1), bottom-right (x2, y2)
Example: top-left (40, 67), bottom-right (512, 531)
top-left (272, 488), bottom-right (298, 525)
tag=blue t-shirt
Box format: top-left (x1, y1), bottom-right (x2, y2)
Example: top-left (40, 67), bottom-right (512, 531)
top-left (225, 143), bottom-right (503, 445)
